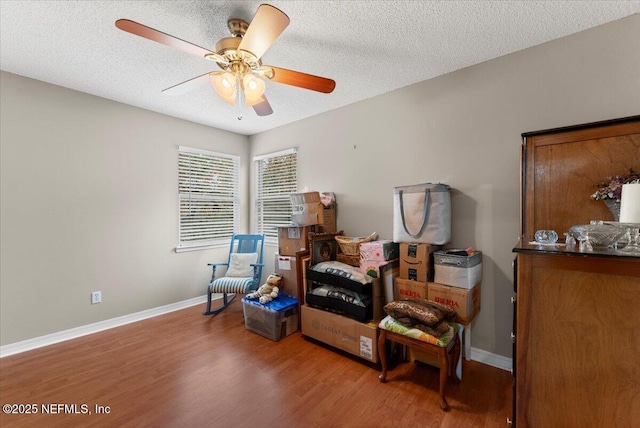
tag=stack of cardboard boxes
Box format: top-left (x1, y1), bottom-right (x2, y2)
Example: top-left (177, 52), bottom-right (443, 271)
top-left (431, 249), bottom-right (482, 325)
top-left (274, 191), bottom-right (337, 300)
top-left (269, 191), bottom-right (337, 342)
top-left (290, 191), bottom-right (337, 234)
top-left (393, 244), bottom-right (482, 325)
top-left (277, 191), bottom-right (337, 257)
top-left (299, 239), bottom-right (398, 364)
top-left (394, 242), bottom-right (442, 297)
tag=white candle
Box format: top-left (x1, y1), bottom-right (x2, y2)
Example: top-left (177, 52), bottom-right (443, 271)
top-left (619, 183), bottom-right (640, 223)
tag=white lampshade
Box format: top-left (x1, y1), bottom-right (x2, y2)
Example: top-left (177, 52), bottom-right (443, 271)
top-left (242, 74), bottom-right (266, 105)
top-left (212, 72), bottom-right (236, 104)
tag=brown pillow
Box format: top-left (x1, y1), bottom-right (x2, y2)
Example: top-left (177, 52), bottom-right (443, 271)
top-left (384, 299), bottom-right (456, 326)
top-left (404, 298), bottom-right (457, 319)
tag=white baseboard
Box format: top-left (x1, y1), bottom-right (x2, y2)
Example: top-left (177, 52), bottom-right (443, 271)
top-left (470, 346), bottom-right (512, 371)
top-left (0, 295), bottom-right (215, 358)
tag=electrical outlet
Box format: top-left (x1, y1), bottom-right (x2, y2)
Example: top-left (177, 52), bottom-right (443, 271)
top-left (91, 291), bottom-right (102, 304)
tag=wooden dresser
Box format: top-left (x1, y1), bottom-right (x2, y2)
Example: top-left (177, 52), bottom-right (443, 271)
top-left (511, 116), bottom-right (640, 427)
top-left (512, 242), bottom-right (640, 427)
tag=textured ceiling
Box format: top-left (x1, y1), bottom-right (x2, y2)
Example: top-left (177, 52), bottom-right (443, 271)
top-left (2, 1), bottom-right (639, 135)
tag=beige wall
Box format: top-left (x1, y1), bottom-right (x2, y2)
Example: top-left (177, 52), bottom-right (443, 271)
top-left (1, 14), bottom-right (639, 355)
top-left (0, 71), bottom-right (250, 345)
top-left (250, 14), bottom-right (640, 357)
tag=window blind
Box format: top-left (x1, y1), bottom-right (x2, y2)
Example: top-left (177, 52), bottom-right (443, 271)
top-left (255, 149), bottom-right (297, 244)
top-left (178, 146), bottom-right (239, 250)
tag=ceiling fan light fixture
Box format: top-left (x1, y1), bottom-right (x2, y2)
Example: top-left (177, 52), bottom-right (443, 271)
top-left (212, 72), bottom-right (236, 98)
top-left (242, 74), bottom-right (266, 99)
top-left (212, 72), bottom-right (237, 106)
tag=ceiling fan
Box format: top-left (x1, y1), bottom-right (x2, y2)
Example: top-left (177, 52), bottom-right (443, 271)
top-left (115, 3), bottom-right (336, 119)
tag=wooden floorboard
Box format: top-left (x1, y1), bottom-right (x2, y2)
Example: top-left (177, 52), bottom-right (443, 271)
top-left (0, 302), bottom-right (512, 427)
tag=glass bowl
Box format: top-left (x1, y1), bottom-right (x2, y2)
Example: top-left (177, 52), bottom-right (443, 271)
top-left (568, 224), bottom-right (627, 247)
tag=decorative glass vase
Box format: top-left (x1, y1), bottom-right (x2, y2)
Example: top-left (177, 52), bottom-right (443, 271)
top-left (603, 199), bottom-right (621, 222)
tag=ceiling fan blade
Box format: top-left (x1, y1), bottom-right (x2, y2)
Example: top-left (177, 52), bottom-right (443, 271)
top-left (238, 4), bottom-right (290, 59)
top-left (252, 96), bottom-right (273, 116)
top-left (115, 19), bottom-right (213, 59)
top-left (264, 66), bottom-right (336, 93)
top-left (162, 71), bottom-right (218, 96)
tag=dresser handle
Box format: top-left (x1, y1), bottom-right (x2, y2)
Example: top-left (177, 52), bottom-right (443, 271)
top-left (507, 417), bottom-right (513, 425)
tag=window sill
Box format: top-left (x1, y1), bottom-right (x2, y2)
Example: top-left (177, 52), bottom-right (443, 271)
top-left (175, 242), bottom-right (229, 253)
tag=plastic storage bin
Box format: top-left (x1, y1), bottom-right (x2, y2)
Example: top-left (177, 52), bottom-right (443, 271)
top-left (242, 294), bottom-right (299, 341)
top-left (434, 250), bottom-right (483, 289)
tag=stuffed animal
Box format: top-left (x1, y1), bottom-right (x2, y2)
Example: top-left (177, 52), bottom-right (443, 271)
top-left (246, 273), bottom-right (282, 304)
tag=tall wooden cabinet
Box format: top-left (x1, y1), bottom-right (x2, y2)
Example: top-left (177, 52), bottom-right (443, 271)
top-left (512, 116), bottom-right (640, 427)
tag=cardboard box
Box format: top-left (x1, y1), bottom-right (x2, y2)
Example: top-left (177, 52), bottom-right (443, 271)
top-left (394, 278), bottom-right (429, 300)
top-left (301, 304), bottom-right (379, 363)
top-left (434, 250), bottom-right (483, 289)
top-left (278, 225), bottom-right (315, 256)
top-left (290, 192), bottom-right (337, 233)
top-left (320, 203), bottom-right (337, 233)
top-left (359, 240), bottom-right (399, 261)
top-left (274, 253), bottom-right (305, 300)
top-left (371, 277), bottom-right (384, 322)
top-left (428, 282), bottom-right (481, 324)
top-left (399, 243), bottom-right (442, 282)
top-left (242, 295), bottom-right (299, 341)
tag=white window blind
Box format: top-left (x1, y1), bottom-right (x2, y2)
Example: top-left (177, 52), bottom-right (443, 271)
top-left (254, 148), bottom-right (297, 244)
top-left (178, 146), bottom-right (239, 251)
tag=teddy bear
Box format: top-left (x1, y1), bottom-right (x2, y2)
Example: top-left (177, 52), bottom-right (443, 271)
top-left (246, 273), bottom-right (282, 304)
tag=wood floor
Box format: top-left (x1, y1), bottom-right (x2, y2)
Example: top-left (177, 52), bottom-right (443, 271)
top-left (0, 301), bottom-right (512, 427)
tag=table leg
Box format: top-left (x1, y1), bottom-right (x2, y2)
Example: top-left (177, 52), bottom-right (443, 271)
top-left (465, 324), bottom-right (471, 361)
top-left (437, 347), bottom-right (450, 411)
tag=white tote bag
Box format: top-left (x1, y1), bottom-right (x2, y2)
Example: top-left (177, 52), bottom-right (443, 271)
top-left (393, 183), bottom-right (451, 244)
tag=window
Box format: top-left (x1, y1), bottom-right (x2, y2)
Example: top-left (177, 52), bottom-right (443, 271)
top-left (177, 146), bottom-right (239, 251)
top-left (254, 148), bottom-right (298, 244)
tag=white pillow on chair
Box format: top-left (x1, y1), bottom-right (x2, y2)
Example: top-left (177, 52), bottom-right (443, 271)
top-left (226, 253), bottom-right (258, 277)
